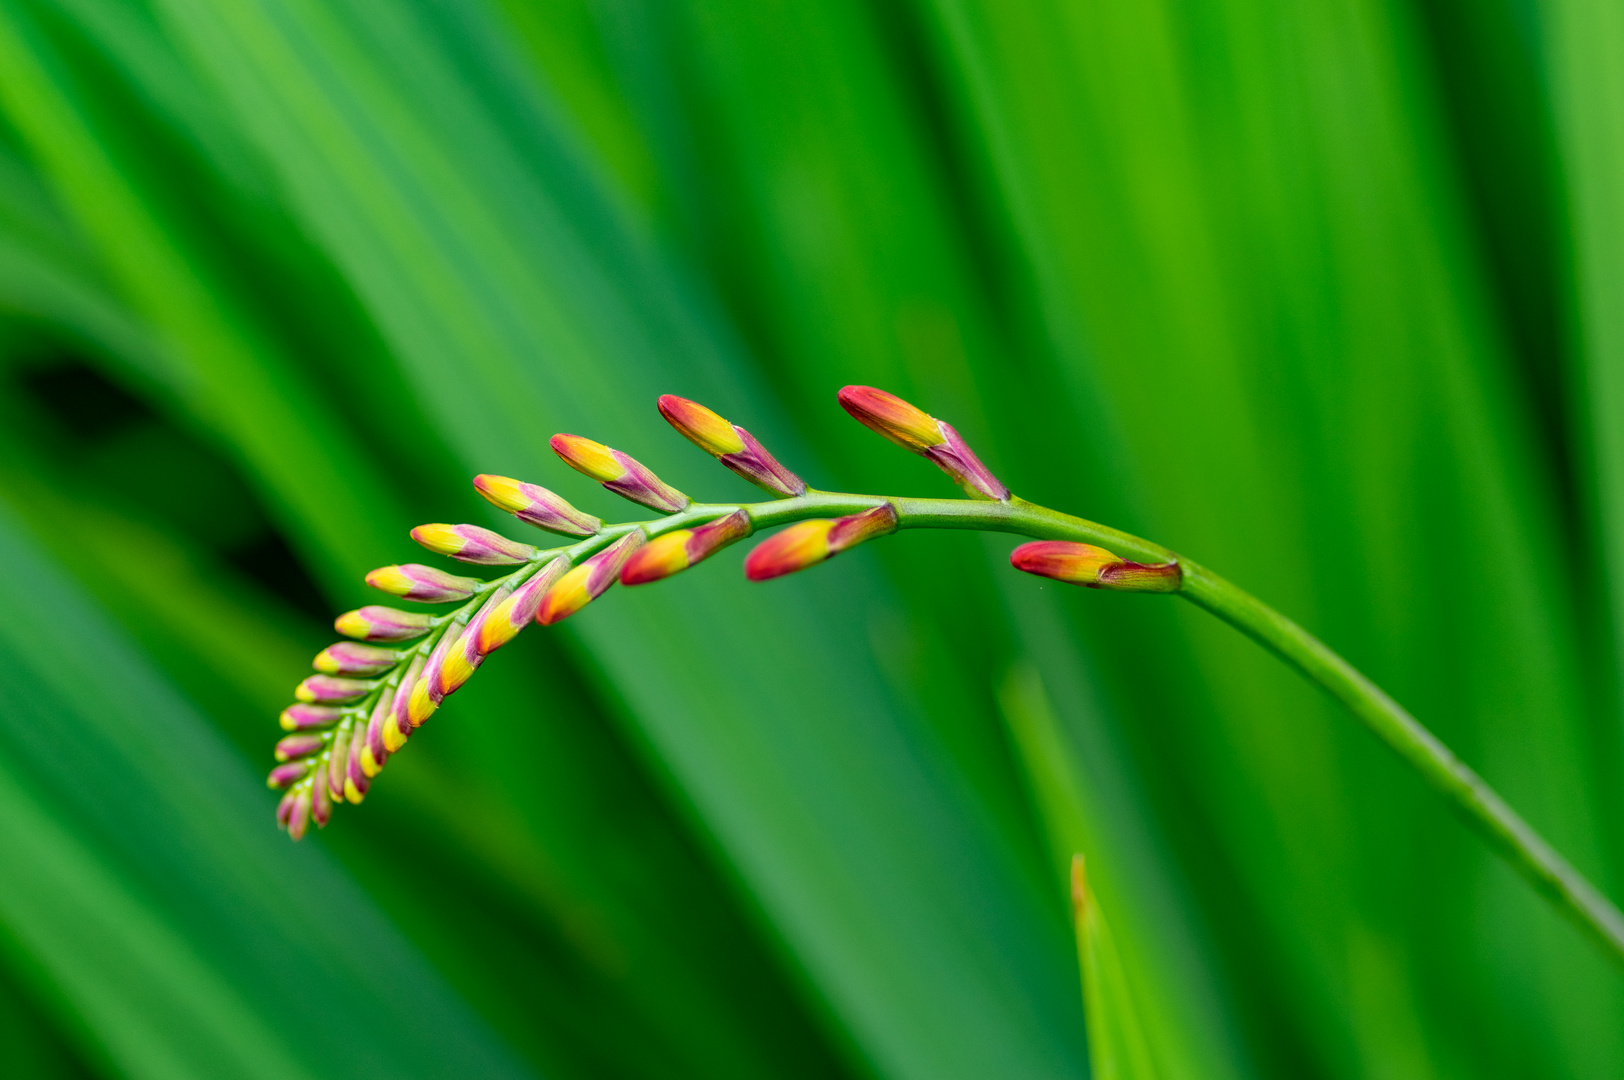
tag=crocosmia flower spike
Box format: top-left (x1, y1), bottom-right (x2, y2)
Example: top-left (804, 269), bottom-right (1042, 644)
top-left (537, 531), bottom-right (646, 625)
top-left (411, 523), bottom-right (538, 565)
top-left (365, 563), bottom-right (481, 602)
top-left (622, 510), bottom-right (752, 586)
top-left (658, 396), bottom-right (806, 497)
top-left (1010, 541), bottom-right (1181, 592)
top-left (334, 605), bottom-right (434, 642)
top-left (474, 474), bottom-right (602, 537)
top-left (837, 385), bottom-right (1009, 501)
top-left (551, 434), bottom-right (689, 513)
top-left (744, 504), bottom-right (898, 581)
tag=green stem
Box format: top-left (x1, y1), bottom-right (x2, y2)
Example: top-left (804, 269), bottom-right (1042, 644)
top-left (851, 492), bottom-right (1624, 967)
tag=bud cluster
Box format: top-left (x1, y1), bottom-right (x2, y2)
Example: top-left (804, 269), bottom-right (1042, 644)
top-left (272, 386), bottom-right (1178, 839)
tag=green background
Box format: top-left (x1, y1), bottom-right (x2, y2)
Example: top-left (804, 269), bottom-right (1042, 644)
top-left (0, 0), bottom-right (1621, 1075)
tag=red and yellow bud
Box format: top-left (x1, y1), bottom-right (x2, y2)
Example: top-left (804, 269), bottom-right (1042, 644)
top-left (478, 558), bottom-right (567, 653)
top-left (314, 642), bottom-right (400, 676)
top-left (345, 723), bottom-right (370, 803)
top-left (410, 523), bottom-right (538, 565)
top-left (537, 531), bottom-right (645, 625)
top-left (335, 605), bottom-right (434, 642)
top-left (551, 434), bottom-right (689, 513)
top-left (474, 474), bottom-right (602, 536)
top-left (267, 760), bottom-right (311, 789)
top-left (837, 386), bottom-right (1009, 501)
top-left (744, 504), bottom-right (898, 581)
top-left (362, 686), bottom-right (393, 777)
top-left (658, 395), bottom-right (806, 497)
top-left (385, 656), bottom-right (424, 753)
top-left (295, 675), bottom-right (372, 704)
top-left (275, 733), bottom-right (325, 761)
top-left (280, 703), bottom-right (342, 731)
top-left (1009, 541), bottom-right (1182, 593)
top-left (365, 563), bottom-right (480, 603)
top-left (622, 510), bottom-right (751, 585)
top-left (310, 769), bottom-right (333, 828)
top-left (406, 679), bottom-right (438, 727)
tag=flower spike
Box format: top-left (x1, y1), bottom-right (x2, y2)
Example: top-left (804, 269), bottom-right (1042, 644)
top-left (838, 386), bottom-right (1009, 501)
top-left (551, 434), bottom-right (689, 513)
top-left (745, 504), bottom-right (898, 581)
top-left (622, 510), bottom-right (752, 586)
top-left (474, 474), bottom-right (601, 537)
top-left (658, 396), bottom-right (806, 497)
top-left (537, 531), bottom-right (645, 625)
top-left (365, 563), bottom-right (481, 603)
top-left (411, 523), bottom-right (538, 565)
top-left (1010, 541), bottom-right (1181, 593)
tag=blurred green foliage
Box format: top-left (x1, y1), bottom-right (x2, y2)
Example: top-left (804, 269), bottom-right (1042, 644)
top-left (0, 0), bottom-right (1621, 1076)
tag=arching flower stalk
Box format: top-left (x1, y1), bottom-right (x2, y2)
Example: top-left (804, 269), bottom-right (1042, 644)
top-left (271, 386), bottom-right (1624, 969)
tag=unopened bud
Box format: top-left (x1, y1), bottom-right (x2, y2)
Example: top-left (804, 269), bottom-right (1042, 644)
top-left (386, 656), bottom-right (424, 752)
top-left (478, 558), bottom-right (567, 653)
top-left (411, 523), bottom-right (538, 565)
top-left (837, 386), bottom-right (1009, 501)
top-left (295, 675), bottom-right (372, 705)
top-left (314, 642), bottom-right (400, 676)
top-left (287, 788), bottom-right (313, 841)
top-left (744, 504), bottom-right (898, 581)
top-left (658, 396), bottom-right (806, 497)
top-left (474, 475), bottom-right (601, 536)
top-left (622, 510), bottom-right (752, 585)
top-left (537, 531), bottom-right (645, 625)
top-left (550, 434), bottom-right (689, 513)
top-left (267, 760), bottom-right (311, 789)
top-left (1009, 541), bottom-right (1181, 592)
top-left (365, 563), bottom-right (480, 603)
top-left (335, 606), bottom-right (434, 642)
top-left (345, 723), bottom-right (371, 803)
top-left (277, 790), bottom-right (299, 828)
top-left (327, 722), bottom-right (349, 800)
top-left (275, 733), bottom-right (325, 761)
top-left (310, 768), bottom-right (333, 827)
top-left (408, 631), bottom-right (460, 725)
top-left (363, 686), bottom-right (394, 776)
top-left (281, 703), bottom-right (342, 731)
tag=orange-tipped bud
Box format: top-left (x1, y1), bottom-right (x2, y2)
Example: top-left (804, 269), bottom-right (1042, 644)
top-left (537, 531), bottom-right (645, 625)
top-left (621, 510), bottom-right (752, 586)
top-left (657, 395), bottom-right (806, 497)
top-left (1009, 541), bottom-right (1181, 593)
top-left (744, 504), bottom-right (897, 581)
top-left (550, 434), bottom-right (689, 513)
top-left (474, 474), bottom-right (602, 537)
top-left (837, 386), bottom-right (1009, 501)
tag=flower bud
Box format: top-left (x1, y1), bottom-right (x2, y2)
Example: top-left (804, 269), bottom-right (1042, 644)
top-left (280, 703), bottom-right (342, 731)
top-left (386, 656), bottom-right (425, 753)
top-left (345, 724), bottom-right (370, 803)
top-left (744, 504), bottom-right (897, 581)
top-left (295, 675), bottom-right (372, 705)
top-left (335, 606), bottom-right (434, 642)
top-left (550, 434), bottom-right (689, 513)
top-left (267, 760), bottom-right (311, 789)
top-left (537, 531), bottom-right (646, 625)
top-left (314, 642), bottom-right (401, 676)
top-left (287, 788), bottom-right (313, 841)
top-left (310, 766), bottom-right (333, 828)
top-left (474, 475), bottom-right (601, 536)
top-left (837, 386), bottom-right (1009, 501)
top-left (277, 790), bottom-right (299, 828)
top-left (411, 523), bottom-right (538, 565)
top-left (622, 510), bottom-right (751, 585)
top-left (478, 558), bottom-right (567, 653)
top-left (1009, 541), bottom-right (1181, 593)
top-left (363, 686), bottom-right (394, 776)
top-left (365, 563), bottom-right (481, 603)
top-left (327, 722), bottom-right (350, 801)
top-left (657, 396), bottom-right (806, 497)
top-left (407, 631), bottom-right (460, 726)
top-left (275, 733), bottom-right (325, 761)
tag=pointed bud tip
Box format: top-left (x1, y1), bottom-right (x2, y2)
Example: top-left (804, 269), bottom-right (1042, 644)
top-left (1010, 541), bottom-right (1180, 592)
top-left (550, 434), bottom-right (624, 482)
top-left (658, 395), bottom-right (746, 456)
top-left (837, 386), bottom-right (944, 451)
